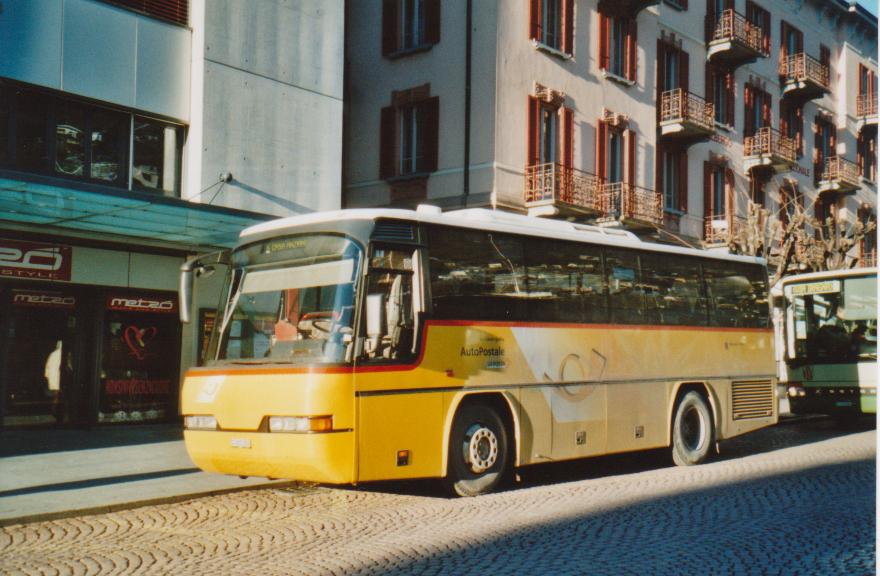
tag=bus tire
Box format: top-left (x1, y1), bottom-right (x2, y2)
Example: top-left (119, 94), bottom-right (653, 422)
top-left (445, 402), bottom-right (510, 497)
top-left (671, 391), bottom-right (714, 466)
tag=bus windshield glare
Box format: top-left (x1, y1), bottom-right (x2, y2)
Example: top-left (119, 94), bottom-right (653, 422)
top-left (785, 275), bottom-right (877, 363)
top-left (214, 234), bottom-right (361, 365)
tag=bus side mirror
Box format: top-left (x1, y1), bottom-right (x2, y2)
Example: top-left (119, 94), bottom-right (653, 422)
top-left (180, 262), bottom-right (195, 324)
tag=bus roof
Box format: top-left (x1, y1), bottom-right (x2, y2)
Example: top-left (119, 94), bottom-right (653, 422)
top-left (774, 267), bottom-right (877, 289)
top-left (240, 206), bottom-right (767, 265)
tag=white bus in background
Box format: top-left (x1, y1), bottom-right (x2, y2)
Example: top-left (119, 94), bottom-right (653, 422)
top-left (773, 268), bottom-right (877, 418)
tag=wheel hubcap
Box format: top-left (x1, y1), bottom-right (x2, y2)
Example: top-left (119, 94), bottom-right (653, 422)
top-left (681, 405), bottom-right (706, 452)
top-left (463, 424), bottom-right (498, 474)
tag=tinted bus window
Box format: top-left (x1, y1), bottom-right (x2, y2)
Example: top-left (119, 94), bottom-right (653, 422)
top-left (427, 226), bottom-right (527, 321)
top-left (524, 238), bottom-right (607, 324)
top-left (641, 253), bottom-right (708, 326)
top-left (704, 261), bottom-right (769, 328)
top-left (605, 249), bottom-right (646, 324)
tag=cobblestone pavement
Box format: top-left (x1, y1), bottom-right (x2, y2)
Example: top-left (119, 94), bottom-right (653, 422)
top-left (1, 417), bottom-right (874, 576)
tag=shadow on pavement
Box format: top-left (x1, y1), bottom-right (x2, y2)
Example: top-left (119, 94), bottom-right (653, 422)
top-left (0, 423), bottom-right (183, 457)
top-left (0, 468), bottom-right (200, 497)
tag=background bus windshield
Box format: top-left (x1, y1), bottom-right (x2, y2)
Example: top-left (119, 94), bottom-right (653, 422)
top-left (215, 235), bottom-right (360, 365)
top-left (788, 275), bottom-right (877, 363)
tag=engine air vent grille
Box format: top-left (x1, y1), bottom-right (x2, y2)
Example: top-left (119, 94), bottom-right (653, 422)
top-left (373, 220), bottom-right (415, 242)
top-left (731, 380), bottom-right (775, 420)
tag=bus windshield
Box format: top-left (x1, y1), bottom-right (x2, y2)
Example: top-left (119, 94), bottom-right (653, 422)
top-left (214, 234), bottom-right (361, 365)
top-left (785, 275), bottom-right (877, 364)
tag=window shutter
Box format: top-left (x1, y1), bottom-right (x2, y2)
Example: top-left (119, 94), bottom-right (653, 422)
top-left (563, 0), bottom-right (574, 54)
top-left (779, 21), bottom-right (789, 70)
top-left (527, 96), bottom-right (540, 167)
top-left (762, 92), bottom-right (771, 129)
top-left (859, 64), bottom-right (866, 95)
top-left (703, 161), bottom-right (712, 219)
top-left (562, 107), bottom-right (574, 170)
top-left (426, 0), bottom-right (441, 45)
top-left (679, 151), bottom-right (689, 212)
top-left (627, 20), bottom-right (638, 81)
top-left (599, 13), bottom-right (609, 71)
top-left (382, 0), bottom-right (398, 56)
top-left (530, 0), bottom-right (542, 41)
top-left (705, 65), bottom-right (715, 114)
top-left (380, 105), bottom-right (396, 179)
top-left (858, 131), bottom-right (865, 175)
top-left (744, 85), bottom-right (753, 137)
top-left (419, 97), bottom-right (440, 173)
top-left (627, 129), bottom-right (637, 186)
top-left (680, 49), bottom-right (690, 92)
top-left (725, 168), bottom-right (735, 216)
top-left (796, 105), bottom-right (803, 155)
top-left (656, 145), bottom-right (664, 207)
top-left (762, 9), bottom-right (771, 54)
top-left (705, 0), bottom-right (715, 43)
top-left (779, 102), bottom-right (789, 138)
top-left (725, 72), bottom-right (735, 127)
top-left (596, 120), bottom-right (608, 179)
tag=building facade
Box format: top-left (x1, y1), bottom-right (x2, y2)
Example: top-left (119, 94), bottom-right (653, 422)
top-left (344, 0), bottom-right (877, 260)
top-left (0, 0), bottom-right (343, 427)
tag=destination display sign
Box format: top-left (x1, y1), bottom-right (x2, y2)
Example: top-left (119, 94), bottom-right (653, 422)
top-left (787, 280), bottom-right (841, 297)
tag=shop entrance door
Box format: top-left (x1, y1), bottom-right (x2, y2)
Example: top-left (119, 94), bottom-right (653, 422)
top-left (3, 288), bottom-right (79, 426)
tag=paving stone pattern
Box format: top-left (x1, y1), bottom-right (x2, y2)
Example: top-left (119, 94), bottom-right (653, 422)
top-left (0, 420), bottom-right (874, 576)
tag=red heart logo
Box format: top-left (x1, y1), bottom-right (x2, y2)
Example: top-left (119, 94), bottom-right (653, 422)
top-left (123, 325), bottom-right (158, 360)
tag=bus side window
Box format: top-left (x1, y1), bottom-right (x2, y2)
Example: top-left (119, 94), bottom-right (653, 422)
top-left (705, 262), bottom-right (768, 328)
top-left (605, 249), bottom-right (646, 324)
top-left (365, 247), bottom-right (416, 361)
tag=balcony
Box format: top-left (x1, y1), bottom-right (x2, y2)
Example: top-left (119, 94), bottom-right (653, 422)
top-left (860, 250), bottom-right (877, 268)
top-left (703, 214), bottom-right (746, 248)
top-left (779, 53), bottom-right (830, 102)
top-left (660, 89), bottom-right (715, 144)
top-left (597, 0), bottom-right (659, 18)
top-left (857, 92), bottom-right (878, 125)
top-left (744, 127), bottom-right (797, 173)
top-left (524, 163), bottom-right (604, 218)
top-left (706, 10), bottom-right (767, 68)
top-left (817, 157), bottom-right (861, 195)
top-left (596, 182), bottom-right (662, 229)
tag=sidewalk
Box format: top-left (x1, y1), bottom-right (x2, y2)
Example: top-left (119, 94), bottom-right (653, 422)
top-left (0, 424), bottom-right (290, 526)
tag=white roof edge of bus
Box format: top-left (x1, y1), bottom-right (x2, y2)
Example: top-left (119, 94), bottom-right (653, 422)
top-left (240, 207), bottom-right (767, 265)
top-left (775, 267), bottom-right (878, 288)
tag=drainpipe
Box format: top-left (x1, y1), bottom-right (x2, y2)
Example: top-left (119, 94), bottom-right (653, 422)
top-left (462, 0), bottom-right (473, 207)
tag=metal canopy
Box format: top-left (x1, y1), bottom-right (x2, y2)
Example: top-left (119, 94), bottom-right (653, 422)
top-left (0, 174), bottom-right (273, 249)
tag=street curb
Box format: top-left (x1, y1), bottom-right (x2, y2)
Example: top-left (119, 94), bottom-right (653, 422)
top-left (0, 480), bottom-right (298, 528)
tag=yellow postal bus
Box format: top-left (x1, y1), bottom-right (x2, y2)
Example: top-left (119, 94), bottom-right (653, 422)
top-left (180, 207), bottom-right (777, 496)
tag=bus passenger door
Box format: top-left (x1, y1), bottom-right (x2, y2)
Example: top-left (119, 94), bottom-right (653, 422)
top-left (355, 245), bottom-right (442, 481)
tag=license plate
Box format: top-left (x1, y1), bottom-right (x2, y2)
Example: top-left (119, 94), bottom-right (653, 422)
top-left (230, 438), bottom-right (252, 449)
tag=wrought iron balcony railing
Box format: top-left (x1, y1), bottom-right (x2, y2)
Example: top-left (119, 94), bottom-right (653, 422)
top-left (599, 182), bottom-right (662, 228)
top-left (820, 156), bottom-right (861, 192)
top-left (660, 89), bottom-right (715, 134)
top-left (744, 127), bottom-right (797, 166)
top-left (703, 214), bottom-right (746, 246)
top-left (779, 53), bottom-right (830, 92)
top-left (857, 92), bottom-right (878, 118)
top-left (861, 250), bottom-right (877, 268)
top-left (707, 9), bottom-right (767, 56)
top-left (524, 163), bottom-right (604, 213)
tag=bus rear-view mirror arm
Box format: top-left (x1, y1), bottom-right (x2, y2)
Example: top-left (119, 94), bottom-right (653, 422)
top-left (180, 250), bottom-right (231, 324)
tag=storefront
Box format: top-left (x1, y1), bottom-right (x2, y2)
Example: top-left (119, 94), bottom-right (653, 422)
top-left (0, 237), bottom-right (184, 427)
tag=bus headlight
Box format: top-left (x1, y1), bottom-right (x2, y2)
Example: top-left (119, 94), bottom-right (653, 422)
top-left (787, 384), bottom-right (806, 398)
top-left (268, 416), bottom-right (333, 433)
top-left (185, 415), bottom-right (218, 430)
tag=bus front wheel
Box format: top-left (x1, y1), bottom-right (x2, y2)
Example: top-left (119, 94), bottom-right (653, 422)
top-left (671, 391), bottom-right (714, 466)
top-left (445, 402), bottom-right (510, 497)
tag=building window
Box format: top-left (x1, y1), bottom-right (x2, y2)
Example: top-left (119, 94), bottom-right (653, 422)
top-left (744, 84), bottom-right (771, 138)
top-left (814, 117), bottom-right (836, 185)
top-left (706, 65), bottom-right (733, 126)
top-left (858, 128), bottom-right (876, 182)
top-left (383, 0), bottom-right (441, 56)
top-left (599, 13), bottom-right (637, 82)
top-left (745, 2), bottom-right (771, 54)
top-left (527, 92), bottom-right (573, 179)
top-left (780, 21), bottom-right (803, 70)
top-left (778, 180), bottom-right (803, 226)
top-left (100, 0), bottom-right (189, 27)
top-left (530, 0), bottom-right (574, 54)
top-left (0, 81), bottom-right (184, 195)
top-left (380, 87), bottom-right (439, 179)
top-left (703, 161), bottom-right (732, 232)
top-left (659, 147), bottom-right (687, 213)
top-left (780, 101), bottom-right (803, 157)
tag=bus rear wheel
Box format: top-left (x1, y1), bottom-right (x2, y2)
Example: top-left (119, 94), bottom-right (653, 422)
top-left (445, 402), bottom-right (510, 497)
top-left (671, 391), bottom-right (714, 466)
